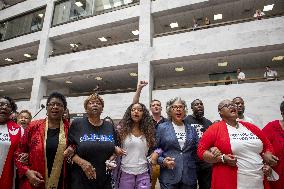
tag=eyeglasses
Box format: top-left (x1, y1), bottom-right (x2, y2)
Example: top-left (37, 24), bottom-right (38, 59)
top-left (0, 102), bottom-right (11, 108)
top-left (47, 102), bottom-right (64, 108)
top-left (219, 103), bottom-right (237, 110)
top-left (171, 105), bottom-right (185, 111)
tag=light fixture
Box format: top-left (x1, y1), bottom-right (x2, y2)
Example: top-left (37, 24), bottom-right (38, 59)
top-left (95, 76), bottom-right (103, 81)
top-left (175, 67), bottom-right (184, 72)
top-left (263, 4), bottom-right (274, 12)
top-left (129, 72), bottom-right (138, 77)
top-left (217, 61), bottom-right (228, 67)
top-left (214, 14), bottom-right (223, 20)
top-left (70, 43), bottom-right (79, 48)
top-left (124, 0), bottom-right (133, 4)
top-left (75, 1), bottom-right (83, 7)
top-left (272, 56), bottom-right (284, 61)
top-left (131, 30), bottom-right (139, 36)
top-left (5, 58), bottom-right (13, 62)
top-left (98, 37), bottom-right (107, 42)
top-left (65, 80), bottom-right (72, 84)
top-left (38, 13), bottom-right (44, 18)
top-left (0, 89), bottom-right (5, 92)
top-left (103, 4), bottom-right (111, 9)
top-left (113, 1), bottom-right (122, 7)
top-left (17, 87), bottom-right (25, 90)
top-left (170, 22), bottom-right (179, 28)
top-left (24, 54), bottom-right (32, 58)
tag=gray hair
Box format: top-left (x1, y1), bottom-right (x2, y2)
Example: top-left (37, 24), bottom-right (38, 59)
top-left (166, 97), bottom-right (188, 120)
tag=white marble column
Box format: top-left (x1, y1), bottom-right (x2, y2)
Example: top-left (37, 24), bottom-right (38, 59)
top-left (30, 0), bottom-right (54, 114)
top-left (138, 0), bottom-right (154, 108)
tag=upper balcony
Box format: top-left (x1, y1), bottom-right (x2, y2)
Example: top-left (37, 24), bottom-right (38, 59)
top-left (0, 0), bottom-right (46, 21)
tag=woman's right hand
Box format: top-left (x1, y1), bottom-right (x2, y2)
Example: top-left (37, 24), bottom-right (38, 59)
top-left (163, 157), bottom-right (175, 169)
top-left (79, 159), bottom-right (96, 180)
top-left (26, 169), bottom-right (44, 188)
top-left (224, 154), bottom-right (237, 166)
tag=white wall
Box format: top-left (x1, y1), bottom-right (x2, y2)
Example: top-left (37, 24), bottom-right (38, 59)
top-left (152, 0), bottom-right (208, 13)
top-left (153, 80), bottom-right (284, 128)
top-left (152, 16), bottom-right (284, 61)
top-left (21, 81), bottom-right (284, 127)
top-left (0, 61), bottom-right (36, 83)
top-left (44, 41), bottom-right (140, 76)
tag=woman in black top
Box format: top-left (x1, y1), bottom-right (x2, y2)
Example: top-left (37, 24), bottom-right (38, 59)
top-left (68, 93), bottom-right (117, 189)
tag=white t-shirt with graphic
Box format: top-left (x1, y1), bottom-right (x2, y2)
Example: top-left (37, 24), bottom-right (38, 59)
top-left (172, 122), bottom-right (186, 149)
top-left (0, 124), bottom-right (10, 177)
top-left (227, 122), bottom-right (264, 189)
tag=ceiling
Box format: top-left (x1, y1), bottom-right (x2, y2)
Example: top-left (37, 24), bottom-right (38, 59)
top-left (153, 45), bottom-right (284, 79)
top-left (46, 63), bottom-right (138, 95)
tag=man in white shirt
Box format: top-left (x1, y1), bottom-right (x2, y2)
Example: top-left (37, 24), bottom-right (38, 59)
top-left (237, 68), bottom-right (245, 84)
top-left (264, 66), bottom-right (278, 81)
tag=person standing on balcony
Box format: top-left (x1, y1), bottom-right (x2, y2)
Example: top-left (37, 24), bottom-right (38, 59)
top-left (236, 68), bottom-right (245, 84)
top-left (264, 66), bottom-right (278, 81)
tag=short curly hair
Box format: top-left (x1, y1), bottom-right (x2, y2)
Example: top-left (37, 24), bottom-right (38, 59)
top-left (2, 96), bottom-right (17, 112)
top-left (46, 92), bottom-right (67, 110)
top-left (18, 110), bottom-right (32, 120)
top-left (84, 93), bottom-right (104, 110)
top-left (166, 97), bottom-right (188, 120)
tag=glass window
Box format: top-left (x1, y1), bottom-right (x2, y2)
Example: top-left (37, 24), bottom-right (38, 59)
top-left (0, 8), bottom-right (45, 41)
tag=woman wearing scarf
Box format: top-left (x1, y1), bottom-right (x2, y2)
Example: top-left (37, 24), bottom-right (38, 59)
top-left (15, 92), bottom-right (70, 189)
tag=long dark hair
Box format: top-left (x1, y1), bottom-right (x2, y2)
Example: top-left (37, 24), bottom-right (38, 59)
top-left (118, 103), bottom-right (155, 148)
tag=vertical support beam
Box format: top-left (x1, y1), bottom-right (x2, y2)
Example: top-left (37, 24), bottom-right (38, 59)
top-left (30, 0), bottom-right (54, 115)
top-left (138, 0), bottom-right (154, 108)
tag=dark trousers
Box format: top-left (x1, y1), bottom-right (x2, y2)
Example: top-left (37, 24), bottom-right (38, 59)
top-left (160, 181), bottom-right (197, 189)
top-left (197, 165), bottom-right (212, 189)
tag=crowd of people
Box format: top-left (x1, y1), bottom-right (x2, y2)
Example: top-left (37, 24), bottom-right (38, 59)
top-left (0, 81), bottom-right (283, 189)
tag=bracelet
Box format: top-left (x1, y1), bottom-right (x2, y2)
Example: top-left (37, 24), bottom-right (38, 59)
top-left (221, 154), bottom-right (225, 164)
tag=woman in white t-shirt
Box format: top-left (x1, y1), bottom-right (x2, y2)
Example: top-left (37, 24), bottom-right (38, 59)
top-left (198, 99), bottom-right (279, 189)
top-left (115, 103), bottom-right (155, 189)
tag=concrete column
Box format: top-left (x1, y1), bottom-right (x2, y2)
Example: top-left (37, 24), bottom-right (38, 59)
top-left (30, 0), bottom-right (54, 114)
top-left (138, 0), bottom-right (154, 108)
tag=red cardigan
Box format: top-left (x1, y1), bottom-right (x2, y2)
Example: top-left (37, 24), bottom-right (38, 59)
top-left (0, 121), bottom-right (22, 189)
top-left (15, 119), bottom-right (69, 189)
top-left (197, 120), bottom-right (273, 189)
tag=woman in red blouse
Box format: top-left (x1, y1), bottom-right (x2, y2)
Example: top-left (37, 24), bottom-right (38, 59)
top-left (197, 99), bottom-right (278, 189)
top-left (263, 101), bottom-right (284, 189)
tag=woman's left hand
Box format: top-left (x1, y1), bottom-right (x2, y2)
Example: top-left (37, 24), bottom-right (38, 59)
top-left (210, 147), bottom-right (221, 158)
top-left (18, 153), bottom-right (29, 164)
top-left (263, 152), bottom-right (278, 166)
top-left (114, 146), bottom-right (126, 156)
top-left (64, 146), bottom-right (75, 158)
top-left (263, 164), bottom-right (272, 177)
